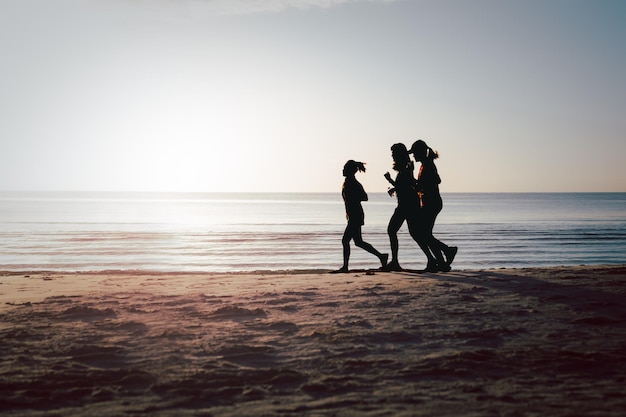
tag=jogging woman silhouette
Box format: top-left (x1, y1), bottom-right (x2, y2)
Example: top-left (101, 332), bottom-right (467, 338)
top-left (332, 160), bottom-right (388, 273)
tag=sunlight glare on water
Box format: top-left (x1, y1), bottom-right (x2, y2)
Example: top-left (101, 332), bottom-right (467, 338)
top-left (1, 192), bottom-right (625, 271)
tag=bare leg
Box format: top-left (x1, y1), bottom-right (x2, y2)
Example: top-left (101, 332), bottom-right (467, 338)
top-left (340, 225), bottom-right (352, 271)
top-left (387, 207), bottom-right (405, 269)
top-left (352, 225), bottom-right (388, 268)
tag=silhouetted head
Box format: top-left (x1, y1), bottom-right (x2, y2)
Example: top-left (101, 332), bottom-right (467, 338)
top-left (409, 140), bottom-right (438, 161)
top-left (343, 160), bottom-right (366, 177)
top-left (390, 143), bottom-right (411, 171)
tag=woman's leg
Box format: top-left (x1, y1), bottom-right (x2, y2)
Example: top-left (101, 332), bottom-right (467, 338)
top-left (423, 212), bottom-right (446, 268)
top-left (353, 224), bottom-right (388, 268)
top-left (407, 213), bottom-right (438, 269)
top-left (340, 224), bottom-right (353, 271)
top-left (424, 208), bottom-right (457, 270)
top-left (387, 207), bottom-right (405, 269)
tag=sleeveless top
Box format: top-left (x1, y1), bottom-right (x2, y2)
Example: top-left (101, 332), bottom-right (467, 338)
top-left (417, 159), bottom-right (442, 211)
top-left (342, 176), bottom-right (367, 225)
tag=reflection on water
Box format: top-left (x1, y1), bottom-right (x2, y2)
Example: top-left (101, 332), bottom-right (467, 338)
top-left (1, 192), bottom-right (625, 271)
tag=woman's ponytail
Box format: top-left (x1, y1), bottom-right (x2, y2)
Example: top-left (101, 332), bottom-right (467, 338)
top-left (344, 160), bottom-right (367, 175)
top-left (427, 147), bottom-right (439, 160)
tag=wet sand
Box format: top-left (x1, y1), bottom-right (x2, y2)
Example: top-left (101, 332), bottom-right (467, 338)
top-left (1, 265), bottom-right (626, 416)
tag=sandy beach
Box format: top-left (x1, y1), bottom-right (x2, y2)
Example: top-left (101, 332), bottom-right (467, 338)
top-left (1, 265), bottom-right (626, 416)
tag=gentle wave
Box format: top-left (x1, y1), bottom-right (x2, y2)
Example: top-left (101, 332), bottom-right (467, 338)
top-left (1, 192), bottom-right (626, 271)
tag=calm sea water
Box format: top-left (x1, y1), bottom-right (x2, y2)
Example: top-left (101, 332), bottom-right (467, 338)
top-left (1, 191), bottom-right (625, 272)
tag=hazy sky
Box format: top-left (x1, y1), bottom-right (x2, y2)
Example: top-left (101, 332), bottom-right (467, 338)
top-left (2, 0), bottom-right (625, 193)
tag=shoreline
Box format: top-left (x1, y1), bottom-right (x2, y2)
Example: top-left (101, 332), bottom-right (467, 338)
top-left (3, 262), bottom-right (626, 275)
top-left (1, 264), bottom-right (625, 416)
top-left (3, 264), bottom-right (626, 315)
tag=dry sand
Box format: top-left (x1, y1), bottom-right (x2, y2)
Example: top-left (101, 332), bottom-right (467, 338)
top-left (1, 265), bottom-right (626, 416)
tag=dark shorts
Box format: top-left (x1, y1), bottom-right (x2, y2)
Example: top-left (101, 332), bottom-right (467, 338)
top-left (347, 216), bottom-right (364, 226)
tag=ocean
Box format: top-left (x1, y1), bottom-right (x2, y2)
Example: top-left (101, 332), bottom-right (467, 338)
top-left (1, 191), bottom-right (625, 272)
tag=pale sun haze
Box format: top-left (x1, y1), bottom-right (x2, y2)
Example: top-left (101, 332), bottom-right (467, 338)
top-left (1, 0), bottom-right (625, 193)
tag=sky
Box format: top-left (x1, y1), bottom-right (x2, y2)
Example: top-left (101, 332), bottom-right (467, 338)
top-left (1, 0), bottom-right (625, 193)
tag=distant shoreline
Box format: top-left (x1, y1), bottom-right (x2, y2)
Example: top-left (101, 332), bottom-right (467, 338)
top-left (1, 190), bottom-right (625, 197)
